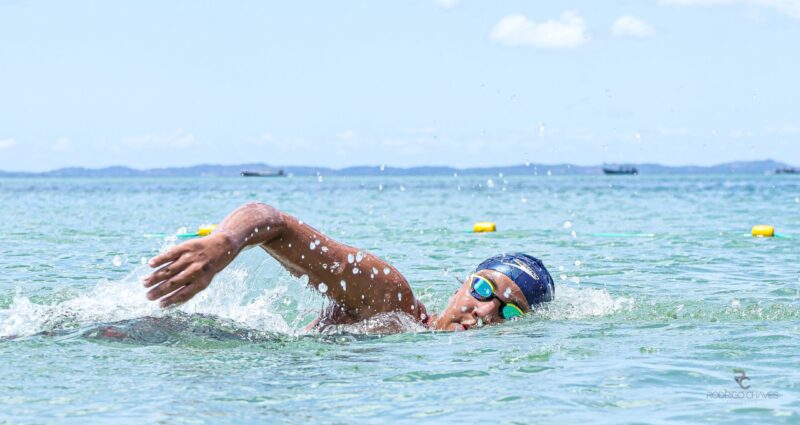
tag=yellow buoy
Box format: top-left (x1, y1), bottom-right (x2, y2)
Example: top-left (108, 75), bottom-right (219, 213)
top-left (197, 224), bottom-right (217, 237)
top-left (751, 224), bottom-right (774, 238)
top-left (473, 222), bottom-right (496, 233)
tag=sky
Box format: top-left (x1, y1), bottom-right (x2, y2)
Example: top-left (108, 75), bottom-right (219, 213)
top-left (1, 0), bottom-right (799, 171)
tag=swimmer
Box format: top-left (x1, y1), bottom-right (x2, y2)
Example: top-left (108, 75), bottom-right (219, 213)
top-left (142, 202), bottom-right (554, 332)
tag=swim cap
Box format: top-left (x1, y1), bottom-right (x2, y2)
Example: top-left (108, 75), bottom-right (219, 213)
top-left (475, 253), bottom-right (555, 309)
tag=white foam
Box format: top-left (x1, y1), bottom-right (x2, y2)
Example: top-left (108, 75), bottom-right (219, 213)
top-left (531, 286), bottom-right (634, 320)
top-left (0, 262), bottom-right (300, 338)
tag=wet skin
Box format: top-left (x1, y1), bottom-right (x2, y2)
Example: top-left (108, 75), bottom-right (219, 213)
top-left (142, 202), bottom-right (531, 332)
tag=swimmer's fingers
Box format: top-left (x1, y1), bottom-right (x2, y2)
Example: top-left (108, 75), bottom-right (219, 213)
top-left (146, 265), bottom-right (201, 301)
top-left (142, 255), bottom-right (193, 288)
top-left (159, 276), bottom-right (212, 308)
top-left (148, 245), bottom-right (187, 269)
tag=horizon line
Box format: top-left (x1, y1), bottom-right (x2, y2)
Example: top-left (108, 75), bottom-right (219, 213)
top-left (1, 158), bottom-right (796, 174)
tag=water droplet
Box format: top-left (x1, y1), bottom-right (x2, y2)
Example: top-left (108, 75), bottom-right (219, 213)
top-left (355, 251), bottom-right (364, 262)
top-left (400, 185), bottom-right (406, 192)
top-left (378, 184), bottom-right (383, 191)
top-left (503, 288), bottom-right (512, 298)
top-left (731, 299), bottom-right (740, 309)
top-left (254, 227), bottom-right (259, 233)
top-left (361, 294), bottom-right (365, 300)
top-left (574, 260), bottom-right (581, 267)
top-left (347, 253), bottom-right (355, 263)
top-left (340, 280), bottom-right (347, 291)
top-left (571, 230), bottom-right (577, 238)
top-left (322, 263), bottom-right (328, 269)
top-left (476, 318), bottom-right (484, 327)
top-left (560, 274), bottom-right (567, 281)
top-left (795, 197), bottom-right (799, 203)
top-left (371, 267), bottom-right (378, 275)
top-left (288, 243), bottom-right (292, 248)
top-left (112, 255), bottom-right (122, 267)
top-left (486, 179), bottom-right (495, 188)
top-left (140, 257), bottom-right (147, 265)
top-left (318, 283), bottom-right (328, 293)
top-left (547, 170), bottom-right (552, 176)
top-left (317, 175), bottom-right (324, 183)
top-left (563, 221), bottom-right (572, 229)
top-left (314, 239), bottom-right (320, 245)
top-left (352, 267), bottom-right (360, 274)
top-left (461, 306), bottom-right (467, 312)
top-left (309, 242), bottom-right (316, 250)
top-left (383, 267), bottom-right (391, 275)
top-left (283, 298), bottom-right (291, 305)
top-left (558, 265), bottom-right (565, 271)
top-left (380, 164), bottom-right (385, 171)
top-left (420, 313), bottom-right (427, 320)
top-left (321, 246), bottom-right (329, 252)
top-left (570, 276), bottom-right (581, 284)
top-left (397, 292), bottom-right (403, 301)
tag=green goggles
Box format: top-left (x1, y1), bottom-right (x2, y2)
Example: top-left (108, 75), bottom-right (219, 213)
top-left (468, 274), bottom-right (525, 320)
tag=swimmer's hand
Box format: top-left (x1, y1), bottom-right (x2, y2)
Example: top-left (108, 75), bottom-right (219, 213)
top-left (142, 232), bottom-right (238, 307)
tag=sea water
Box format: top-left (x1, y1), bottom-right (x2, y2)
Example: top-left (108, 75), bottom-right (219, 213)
top-left (0, 175), bottom-right (798, 424)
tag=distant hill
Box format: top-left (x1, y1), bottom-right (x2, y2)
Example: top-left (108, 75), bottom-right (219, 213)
top-left (0, 159), bottom-right (795, 177)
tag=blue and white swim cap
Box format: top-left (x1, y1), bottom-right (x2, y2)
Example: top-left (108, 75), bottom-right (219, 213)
top-left (475, 253), bottom-right (555, 308)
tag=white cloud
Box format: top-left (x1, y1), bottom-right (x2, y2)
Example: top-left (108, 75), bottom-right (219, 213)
top-left (661, 0), bottom-right (734, 4)
top-left (661, 0), bottom-right (800, 18)
top-left (754, 0), bottom-right (800, 18)
top-left (435, 0), bottom-right (460, 9)
top-left (765, 124), bottom-right (800, 134)
top-left (52, 138), bottom-right (73, 152)
top-left (611, 15), bottom-right (655, 38)
top-left (337, 129), bottom-right (360, 147)
top-left (0, 138), bottom-right (16, 150)
top-left (490, 11), bottom-right (588, 48)
top-left (121, 129), bottom-right (196, 149)
top-left (657, 126), bottom-right (689, 136)
top-left (405, 127), bottom-right (438, 135)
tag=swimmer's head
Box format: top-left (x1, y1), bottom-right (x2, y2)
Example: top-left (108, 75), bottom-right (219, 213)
top-left (474, 253), bottom-right (555, 307)
top-left (431, 253), bottom-right (554, 331)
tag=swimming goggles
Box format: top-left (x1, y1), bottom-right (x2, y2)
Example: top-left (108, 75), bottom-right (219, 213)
top-left (468, 274), bottom-right (524, 320)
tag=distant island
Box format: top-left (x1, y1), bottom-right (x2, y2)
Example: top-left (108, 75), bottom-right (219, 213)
top-left (0, 159), bottom-right (796, 178)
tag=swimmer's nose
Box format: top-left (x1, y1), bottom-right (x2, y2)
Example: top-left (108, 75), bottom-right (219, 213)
top-left (471, 301), bottom-right (499, 321)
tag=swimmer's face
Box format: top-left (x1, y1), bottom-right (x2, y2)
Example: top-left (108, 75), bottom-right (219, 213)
top-left (431, 269), bottom-right (530, 331)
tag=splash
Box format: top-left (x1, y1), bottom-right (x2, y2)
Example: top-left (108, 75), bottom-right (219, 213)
top-left (0, 260), bottom-right (304, 339)
top-left (531, 286), bottom-right (635, 320)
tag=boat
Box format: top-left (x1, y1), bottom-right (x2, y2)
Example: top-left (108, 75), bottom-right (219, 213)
top-left (775, 168), bottom-right (798, 174)
top-left (240, 169), bottom-right (286, 177)
top-left (602, 166), bottom-right (638, 175)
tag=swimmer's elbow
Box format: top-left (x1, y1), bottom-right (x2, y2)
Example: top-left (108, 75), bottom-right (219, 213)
top-left (243, 202), bottom-right (282, 220)
top-left (238, 202), bottom-right (287, 235)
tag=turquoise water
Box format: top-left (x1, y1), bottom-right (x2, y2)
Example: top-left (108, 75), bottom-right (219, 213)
top-left (1, 175), bottom-right (798, 424)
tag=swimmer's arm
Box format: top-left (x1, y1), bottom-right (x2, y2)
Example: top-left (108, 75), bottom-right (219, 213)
top-left (258, 211), bottom-right (422, 322)
top-left (144, 202), bottom-right (422, 321)
top-left (143, 202), bottom-right (286, 306)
